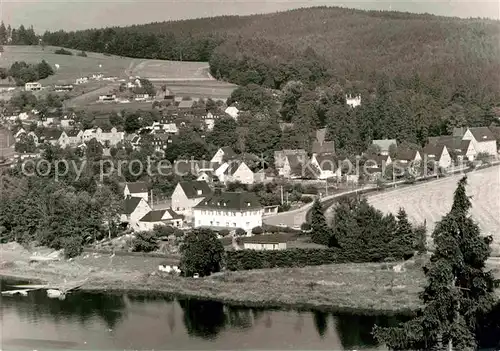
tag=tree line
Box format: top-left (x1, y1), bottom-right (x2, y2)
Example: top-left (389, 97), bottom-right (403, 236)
top-left (1, 60), bottom-right (54, 85)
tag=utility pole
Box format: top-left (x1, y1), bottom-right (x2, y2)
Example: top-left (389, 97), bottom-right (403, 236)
top-left (286, 191), bottom-right (289, 205)
top-left (150, 189), bottom-right (153, 207)
top-left (280, 185), bottom-right (284, 205)
top-left (325, 180), bottom-right (328, 197)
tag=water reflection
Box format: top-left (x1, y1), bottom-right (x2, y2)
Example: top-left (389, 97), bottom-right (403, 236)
top-left (0, 278), bottom-right (413, 350)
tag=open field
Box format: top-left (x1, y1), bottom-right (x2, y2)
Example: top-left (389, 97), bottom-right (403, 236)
top-left (0, 46), bottom-right (221, 85)
top-left (368, 166), bottom-right (500, 249)
top-left (162, 80), bottom-right (237, 99)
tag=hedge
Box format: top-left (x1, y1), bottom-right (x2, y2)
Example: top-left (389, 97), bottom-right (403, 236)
top-left (225, 248), bottom-right (345, 271)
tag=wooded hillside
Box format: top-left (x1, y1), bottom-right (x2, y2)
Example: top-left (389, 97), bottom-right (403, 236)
top-left (36, 7), bottom-right (500, 150)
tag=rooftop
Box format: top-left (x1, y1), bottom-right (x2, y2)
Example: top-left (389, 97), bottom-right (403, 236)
top-left (195, 191), bottom-right (262, 211)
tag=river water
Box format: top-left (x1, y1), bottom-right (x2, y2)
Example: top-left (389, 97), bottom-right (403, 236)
top-left (0, 278), bottom-right (409, 350)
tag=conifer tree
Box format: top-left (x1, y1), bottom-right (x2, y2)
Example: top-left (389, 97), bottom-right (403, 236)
top-left (310, 199), bottom-right (332, 246)
top-left (391, 208), bottom-right (416, 259)
top-left (374, 176), bottom-right (496, 350)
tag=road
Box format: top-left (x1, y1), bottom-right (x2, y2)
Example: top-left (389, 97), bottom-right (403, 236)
top-left (263, 186), bottom-right (376, 227)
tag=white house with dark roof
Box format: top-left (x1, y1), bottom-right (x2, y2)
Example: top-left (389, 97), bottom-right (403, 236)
top-left (372, 139), bottom-right (397, 156)
top-left (454, 127), bottom-right (497, 156)
top-left (124, 182), bottom-right (149, 201)
top-left (121, 197), bottom-right (152, 229)
top-left (137, 208), bottom-right (184, 231)
top-left (210, 146), bottom-right (237, 164)
top-left (29, 130), bottom-right (69, 148)
top-left (193, 191), bottom-right (263, 232)
top-left (422, 144), bottom-right (452, 169)
top-left (171, 181), bottom-right (213, 218)
top-left (428, 135), bottom-right (477, 161)
top-left (216, 161), bottom-right (254, 184)
top-left (66, 129), bottom-right (83, 146)
top-left (310, 154), bottom-right (341, 179)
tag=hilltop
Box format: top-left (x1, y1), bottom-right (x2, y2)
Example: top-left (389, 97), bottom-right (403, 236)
top-left (40, 6), bottom-right (500, 90)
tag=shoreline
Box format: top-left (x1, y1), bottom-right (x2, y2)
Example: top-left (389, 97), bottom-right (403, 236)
top-left (0, 272), bottom-right (418, 316)
top-left (0, 257), bottom-right (427, 315)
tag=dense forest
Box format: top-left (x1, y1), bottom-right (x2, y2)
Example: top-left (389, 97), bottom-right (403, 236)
top-left (4, 7), bottom-right (500, 150)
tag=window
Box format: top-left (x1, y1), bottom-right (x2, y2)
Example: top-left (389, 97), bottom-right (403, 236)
top-left (226, 222), bottom-right (229, 227)
top-left (233, 223), bottom-right (236, 227)
top-left (210, 221), bottom-right (213, 225)
top-left (246, 222), bottom-right (250, 227)
top-left (216, 221), bottom-right (220, 226)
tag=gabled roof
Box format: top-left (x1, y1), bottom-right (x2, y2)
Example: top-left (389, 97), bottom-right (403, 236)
top-left (139, 209), bottom-right (184, 222)
top-left (126, 182), bottom-right (148, 194)
top-left (43, 129), bottom-right (64, 140)
top-left (178, 181), bottom-right (212, 199)
top-left (220, 146), bottom-right (237, 159)
top-left (422, 144), bottom-right (446, 161)
top-left (313, 154), bottom-right (341, 171)
top-left (123, 197), bottom-right (144, 215)
top-left (372, 139), bottom-right (397, 152)
top-left (194, 191), bottom-right (262, 210)
top-left (489, 126), bottom-right (500, 140)
top-left (428, 136), bottom-right (468, 154)
top-left (311, 141), bottom-right (335, 155)
top-left (364, 153), bottom-right (390, 167)
top-left (468, 127), bottom-right (496, 142)
top-left (396, 149), bottom-right (420, 162)
top-left (315, 128), bottom-right (327, 144)
top-left (286, 154), bottom-right (305, 169)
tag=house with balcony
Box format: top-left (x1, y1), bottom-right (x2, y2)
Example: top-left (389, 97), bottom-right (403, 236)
top-left (193, 191), bottom-right (263, 233)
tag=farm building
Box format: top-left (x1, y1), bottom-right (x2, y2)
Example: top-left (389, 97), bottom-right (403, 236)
top-left (171, 180), bottom-right (213, 218)
top-left (422, 144), bottom-right (452, 169)
top-left (121, 197), bottom-right (152, 230)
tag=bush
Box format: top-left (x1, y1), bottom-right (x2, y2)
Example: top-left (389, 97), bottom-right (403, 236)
top-left (225, 248), bottom-right (343, 271)
top-left (235, 228), bottom-right (247, 237)
top-left (180, 228), bottom-right (224, 277)
top-left (153, 225), bottom-right (174, 238)
top-left (54, 48), bottom-right (73, 55)
top-left (132, 231), bottom-right (159, 252)
top-left (251, 226), bottom-right (263, 235)
top-left (301, 223), bottom-right (311, 231)
top-left (63, 236), bottom-right (83, 258)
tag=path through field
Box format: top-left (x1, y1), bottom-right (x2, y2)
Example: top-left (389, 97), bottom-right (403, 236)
top-left (368, 166), bottom-right (500, 243)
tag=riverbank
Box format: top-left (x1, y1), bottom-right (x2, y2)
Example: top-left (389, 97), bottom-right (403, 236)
top-left (2, 243), bottom-right (499, 313)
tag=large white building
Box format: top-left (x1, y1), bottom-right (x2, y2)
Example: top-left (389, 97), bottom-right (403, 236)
top-left (82, 127), bottom-right (124, 146)
top-left (25, 82), bottom-right (42, 91)
top-left (193, 191), bottom-right (263, 232)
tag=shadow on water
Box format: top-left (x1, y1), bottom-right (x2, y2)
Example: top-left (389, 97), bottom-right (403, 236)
top-left (5, 278), bottom-right (498, 349)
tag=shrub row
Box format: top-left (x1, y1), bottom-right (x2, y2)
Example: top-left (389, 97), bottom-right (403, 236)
top-left (225, 248), bottom-right (344, 271)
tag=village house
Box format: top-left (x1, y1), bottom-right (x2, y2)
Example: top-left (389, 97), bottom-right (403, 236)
top-left (66, 129), bottom-right (84, 146)
top-left (150, 120), bottom-right (179, 134)
top-left (193, 191), bottom-right (263, 233)
top-left (82, 127), bottom-right (124, 146)
top-left (14, 128), bottom-right (26, 141)
top-left (124, 182), bottom-right (149, 202)
top-left (28, 130), bottom-right (69, 148)
top-left (311, 128), bottom-right (335, 155)
top-left (428, 136), bottom-right (477, 161)
top-left (151, 133), bottom-right (173, 153)
top-left (37, 117), bottom-right (58, 128)
top-left (274, 149), bottom-right (308, 173)
top-left (372, 139), bottom-right (397, 156)
top-left (134, 93), bottom-right (150, 101)
top-left (25, 82), bottom-right (42, 91)
top-left (242, 234), bottom-right (287, 251)
top-left (171, 181), bottom-right (213, 219)
top-left (137, 208), bottom-right (184, 231)
top-left (453, 127), bottom-right (498, 156)
top-left (422, 144), bottom-right (452, 169)
top-left (310, 154), bottom-right (341, 179)
top-left (225, 105), bottom-right (239, 119)
top-left (215, 161), bottom-right (254, 184)
top-left (395, 149), bottom-right (422, 164)
top-left (197, 170), bottom-right (219, 183)
top-left (363, 153), bottom-right (393, 178)
top-left (210, 146), bottom-right (238, 164)
top-left (121, 197), bottom-right (152, 230)
top-left (346, 94), bottom-right (362, 108)
top-left (280, 154), bottom-right (310, 179)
